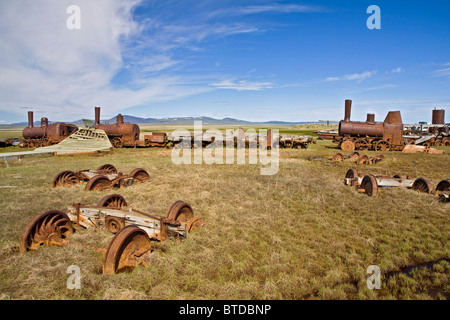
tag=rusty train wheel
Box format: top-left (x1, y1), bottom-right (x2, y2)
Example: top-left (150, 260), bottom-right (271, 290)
top-left (97, 194), bottom-right (127, 208)
top-left (355, 138), bottom-right (370, 151)
top-left (19, 210), bottom-right (74, 253)
top-left (167, 201), bottom-right (194, 223)
top-left (130, 168), bottom-right (150, 183)
top-left (349, 152), bottom-right (360, 161)
top-left (436, 179), bottom-right (450, 193)
top-left (436, 179), bottom-right (450, 202)
top-left (51, 170), bottom-right (80, 187)
top-left (332, 153), bottom-right (344, 162)
top-left (361, 175), bottom-right (378, 196)
top-left (443, 138), bottom-right (450, 146)
top-left (105, 217), bottom-right (126, 234)
top-left (345, 168), bottom-right (359, 179)
top-left (375, 140), bottom-right (390, 151)
top-left (97, 164), bottom-right (117, 174)
top-left (357, 155), bottom-right (369, 165)
top-left (412, 178), bottom-right (433, 194)
top-left (85, 175), bottom-right (112, 191)
top-left (102, 225), bottom-right (152, 274)
top-left (111, 137), bottom-right (123, 148)
top-left (340, 140), bottom-right (355, 151)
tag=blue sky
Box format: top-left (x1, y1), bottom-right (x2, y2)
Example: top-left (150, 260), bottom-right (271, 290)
top-left (0, 0), bottom-right (449, 124)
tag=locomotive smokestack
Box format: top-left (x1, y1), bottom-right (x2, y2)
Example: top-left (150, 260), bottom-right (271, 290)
top-left (432, 109), bottom-right (445, 125)
top-left (95, 107), bottom-right (101, 125)
top-left (28, 111), bottom-right (34, 128)
top-left (344, 100), bottom-right (352, 122)
top-left (116, 114), bottom-right (124, 125)
top-left (41, 117), bottom-right (48, 127)
top-left (366, 113), bottom-right (375, 124)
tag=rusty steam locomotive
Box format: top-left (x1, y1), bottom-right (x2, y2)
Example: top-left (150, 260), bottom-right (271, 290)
top-left (337, 100), bottom-right (404, 151)
top-left (336, 100), bottom-right (448, 151)
top-left (20, 111), bottom-right (78, 148)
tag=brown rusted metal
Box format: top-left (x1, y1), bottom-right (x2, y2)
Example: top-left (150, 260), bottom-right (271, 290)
top-left (338, 100), bottom-right (404, 151)
top-left (20, 195), bottom-right (204, 274)
top-left (21, 111), bottom-right (78, 148)
top-left (52, 165), bottom-right (149, 191)
top-left (102, 225), bottom-right (153, 274)
top-left (93, 107), bottom-right (140, 148)
top-left (19, 210), bottom-right (74, 253)
top-left (432, 109), bottom-right (445, 125)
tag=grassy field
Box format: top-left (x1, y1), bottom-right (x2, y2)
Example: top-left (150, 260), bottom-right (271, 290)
top-left (0, 125), bottom-right (448, 300)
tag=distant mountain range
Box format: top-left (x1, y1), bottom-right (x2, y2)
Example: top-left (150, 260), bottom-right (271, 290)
top-left (10, 115), bottom-right (318, 126)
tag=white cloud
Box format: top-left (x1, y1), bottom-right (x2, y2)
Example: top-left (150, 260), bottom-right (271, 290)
top-left (210, 79), bottom-right (275, 91)
top-left (391, 67), bottom-right (402, 73)
top-left (325, 71), bottom-right (377, 83)
top-left (432, 67), bottom-right (450, 78)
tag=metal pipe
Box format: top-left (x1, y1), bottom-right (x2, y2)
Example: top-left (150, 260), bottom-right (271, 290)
top-left (28, 111), bottom-right (34, 128)
top-left (344, 100), bottom-right (352, 122)
top-left (366, 114), bottom-right (375, 124)
top-left (116, 114), bottom-right (124, 125)
top-left (432, 109), bottom-right (445, 125)
top-left (95, 107), bottom-right (101, 125)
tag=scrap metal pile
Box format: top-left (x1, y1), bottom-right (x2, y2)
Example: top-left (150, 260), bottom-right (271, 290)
top-left (343, 168), bottom-right (449, 202)
top-left (52, 164), bottom-right (150, 191)
top-left (19, 194), bottom-right (204, 274)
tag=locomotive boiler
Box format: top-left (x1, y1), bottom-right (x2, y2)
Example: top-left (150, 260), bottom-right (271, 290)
top-left (94, 107), bottom-right (140, 148)
top-left (337, 100), bottom-right (404, 151)
top-left (21, 111), bottom-right (78, 148)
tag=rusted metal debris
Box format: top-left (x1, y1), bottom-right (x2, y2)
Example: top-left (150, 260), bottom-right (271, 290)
top-left (51, 164), bottom-right (150, 191)
top-left (402, 144), bottom-right (444, 155)
top-left (337, 100), bottom-right (404, 152)
top-left (332, 152), bottom-right (385, 164)
top-left (19, 195), bottom-right (204, 274)
top-left (20, 111), bottom-right (79, 148)
top-left (343, 168), bottom-right (449, 201)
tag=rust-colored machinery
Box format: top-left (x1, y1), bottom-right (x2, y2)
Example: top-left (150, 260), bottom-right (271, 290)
top-left (18, 194), bottom-right (204, 274)
top-left (51, 164), bottom-right (150, 191)
top-left (344, 168), bottom-right (449, 201)
top-left (94, 107), bottom-right (141, 148)
top-left (337, 100), bottom-right (404, 151)
top-left (20, 111), bottom-right (78, 148)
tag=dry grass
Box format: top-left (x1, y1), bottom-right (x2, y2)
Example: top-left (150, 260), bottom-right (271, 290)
top-left (0, 127), bottom-right (448, 300)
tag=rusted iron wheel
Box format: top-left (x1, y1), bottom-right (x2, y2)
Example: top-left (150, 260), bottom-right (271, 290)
top-left (105, 217), bottom-right (126, 234)
top-left (167, 201), bottom-right (194, 223)
top-left (111, 137), bottom-right (123, 148)
top-left (443, 138), bottom-right (450, 146)
top-left (97, 164), bottom-right (117, 174)
top-left (97, 194), bottom-right (127, 208)
top-left (349, 152), bottom-right (360, 161)
top-left (332, 153), bottom-right (344, 162)
top-left (375, 140), bottom-right (391, 151)
top-left (361, 175), bottom-right (378, 196)
top-left (340, 140), bottom-right (355, 151)
top-left (357, 154), bottom-right (369, 165)
top-left (19, 210), bottom-right (74, 253)
top-left (436, 179), bottom-right (450, 202)
top-left (355, 138), bottom-right (370, 151)
top-left (85, 175), bottom-right (112, 191)
top-left (129, 168), bottom-right (150, 183)
top-left (51, 170), bottom-right (80, 187)
top-left (412, 178), bottom-right (433, 194)
top-left (436, 179), bottom-right (450, 193)
top-left (102, 225), bottom-right (152, 274)
top-left (345, 168), bottom-right (359, 179)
